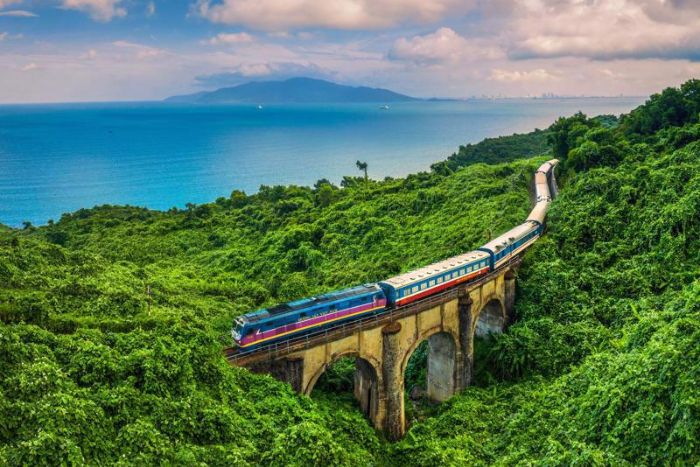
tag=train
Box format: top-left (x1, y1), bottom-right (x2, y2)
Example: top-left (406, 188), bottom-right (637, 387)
top-left (232, 159), bottom-right (559, 349)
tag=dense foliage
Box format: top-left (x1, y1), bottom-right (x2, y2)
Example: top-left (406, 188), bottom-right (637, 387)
top-left (2, 80), bottom-right (699, 465)
top-left (0, 143), bottom-right (538, 464)
top-left (431, 128), bottom-right (549, 174)
top-left (392, 80), bottom-right (700, 465)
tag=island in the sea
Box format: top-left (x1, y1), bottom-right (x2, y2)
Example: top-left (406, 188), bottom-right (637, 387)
top-left (165, 77), bottom-right (419, 104)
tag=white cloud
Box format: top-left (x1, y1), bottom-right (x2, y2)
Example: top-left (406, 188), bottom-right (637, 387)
top-left (194, 0), bottom-right (475, 31)
top-left (62, 0), bottom-right (126, 22)
top-left (113, 40), bottom-right (165, 59)
top-left (0, 10), bottom-right (36, 17)
top-left (146, 1), bottom-right (155, 17)
top-left (80, 49), bottom-right (98, 60)
top-left (207, 32), bottom-right (254, 45)
top-left (0, 31), bottom-right (22, 40)
top-left (389, 27), bottom-right (503, 64)
top-left (504, 0), bottom-right (700, 61)
top-left (21, 62), bottom-right (38, 71)
top-left (267, 31), bottom-right (315, 40)
top-left (195, 61), bottom-right (338, 88)
top-left (489, 68), bottom-right (557, 82)
top-left (5, 0), bottom-right (700, 103)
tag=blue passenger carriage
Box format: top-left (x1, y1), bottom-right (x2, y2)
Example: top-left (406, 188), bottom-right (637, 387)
top-left (379, 250), bottom-right (491, 307)
top-left (478, 221), bottom-right (542, 269)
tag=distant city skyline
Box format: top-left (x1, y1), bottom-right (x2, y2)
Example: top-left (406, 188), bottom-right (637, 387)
top-left (1, 0), bottom-right (700, 103)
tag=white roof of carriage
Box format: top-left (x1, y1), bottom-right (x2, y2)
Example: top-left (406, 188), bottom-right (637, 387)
top-left (380, 249), bottom-right (490, 288)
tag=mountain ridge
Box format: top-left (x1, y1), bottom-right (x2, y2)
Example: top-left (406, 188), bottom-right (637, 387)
top-left (165, 77), bottom-right (419, 104)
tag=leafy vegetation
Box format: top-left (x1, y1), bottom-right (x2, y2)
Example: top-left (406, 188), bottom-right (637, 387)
top-left (431, 128), bottom-right (549, 174)
top-left (0, 141), bottom-right (539, 464)
top-left (2, 80), bottom-right (700, 465)
top-left (393, 80), bottom-right (700, 465)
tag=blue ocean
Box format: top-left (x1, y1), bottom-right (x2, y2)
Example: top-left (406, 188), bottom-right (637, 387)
top-left (0, 98), bottom-right (644, 227)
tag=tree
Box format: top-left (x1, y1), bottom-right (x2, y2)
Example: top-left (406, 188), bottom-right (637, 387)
top-left (356, 160), bottom-right (368, 182)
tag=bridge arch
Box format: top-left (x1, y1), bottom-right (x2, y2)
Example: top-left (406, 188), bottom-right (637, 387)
top-left (304, 351), bottom-right (382, 421)
top-left (474, 296), bottom-right (506, 337)
top-left (401, 327), bottom-right (459, 403)
top-left (474, 295), bottom-right (507, 337)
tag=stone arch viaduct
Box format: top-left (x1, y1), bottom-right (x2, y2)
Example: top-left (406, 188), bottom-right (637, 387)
top-left (225, 262), bottom-right (518, 440)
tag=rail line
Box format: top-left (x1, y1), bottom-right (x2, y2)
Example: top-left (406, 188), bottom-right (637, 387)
top-left (224, 256), bottom-right (522, 366)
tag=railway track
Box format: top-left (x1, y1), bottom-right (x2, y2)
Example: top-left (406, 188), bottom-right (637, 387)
top-left (224, 256), bottom-right (522, 366)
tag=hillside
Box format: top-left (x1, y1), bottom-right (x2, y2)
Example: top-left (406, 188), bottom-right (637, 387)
top-left (1, 80), bottom-right (700, 465)
top-left (0, 151), bottom-right (541, 464)
top-left (393, 79), bottom-right (700, 464)
top-left (165, 77), bottom-right (418, 104)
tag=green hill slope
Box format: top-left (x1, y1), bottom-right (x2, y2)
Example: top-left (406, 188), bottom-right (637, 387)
top-left (0, 153), bottom-right (542, 464)
top-left (392, 79), bottom-right (700, 465)
top-left (2, 80), bottom-right (699, 465)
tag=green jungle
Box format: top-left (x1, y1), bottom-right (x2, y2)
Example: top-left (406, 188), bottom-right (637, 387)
top-left (1, 80), bottom-right (699, 465)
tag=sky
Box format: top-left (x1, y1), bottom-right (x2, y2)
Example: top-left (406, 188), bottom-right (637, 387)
top-left (1, 0), bottom-right (700, 103)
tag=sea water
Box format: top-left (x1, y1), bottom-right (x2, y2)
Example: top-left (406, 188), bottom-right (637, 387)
top-left (0, 97), bottom-right (644, 226)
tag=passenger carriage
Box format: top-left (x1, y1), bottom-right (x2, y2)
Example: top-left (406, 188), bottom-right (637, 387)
top-left (378, 250), bottom-right (491, 307)
top-left (231, 159), bottom-right (559, 349)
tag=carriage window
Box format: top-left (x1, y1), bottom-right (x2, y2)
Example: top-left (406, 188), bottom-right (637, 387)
top-left (429, 280), bottom-right (435, 286)
top-left (437, 277), bottom-right (443, 284)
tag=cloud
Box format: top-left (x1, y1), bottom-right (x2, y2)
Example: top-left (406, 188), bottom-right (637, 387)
top-left (146, 1), bottom-right (155, 17)
top-left (80, 49), bottom-right (98, 60)
top-left (21, 62), bottom-right (38, 71)
top-left (194, 62), bottom-right (337, 88)
top-left (194, 0), bottom-right (475, 31)
top-left (389, 27), bottom-right (503, 64)
top-left (503, 0), bottom-right (700, 62)
top-left (113, 40), bottom-right (165, 59)
top-left (0, 0), bottom-right (21, 8)
top-left (207, 32), bottom-right (254, 45)
top-left (489, 68), bottom-right (557, 82)
top-left (0, 9), bottom-right (36, 17)
top-left (61, 0), bottom-right (126, 22)
top-left (0, 31), bottom-right (22, 40)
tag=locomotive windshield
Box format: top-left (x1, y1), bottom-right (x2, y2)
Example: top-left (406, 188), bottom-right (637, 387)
top-left (232, 318), bottom-right (245, 340)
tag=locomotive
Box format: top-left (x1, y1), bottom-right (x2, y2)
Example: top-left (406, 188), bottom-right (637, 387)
top-left (232, 160), bottom-right (559, 349)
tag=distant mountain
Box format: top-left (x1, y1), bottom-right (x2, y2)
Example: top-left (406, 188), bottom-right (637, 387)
top-left (165, 77), bottom-right (418, 104)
